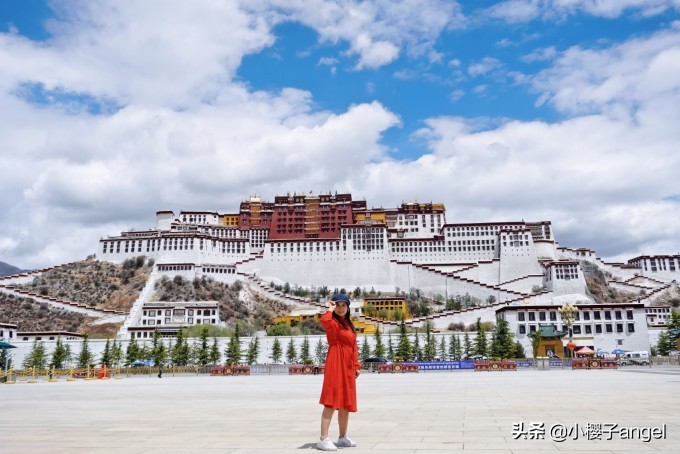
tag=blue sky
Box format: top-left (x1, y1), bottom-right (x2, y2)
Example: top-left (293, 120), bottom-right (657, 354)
top-left (0, 0), bottom-right (679, 267)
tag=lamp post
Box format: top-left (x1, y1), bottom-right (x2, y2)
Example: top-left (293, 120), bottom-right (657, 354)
top-left (559, 303), bottom-right (578, 358)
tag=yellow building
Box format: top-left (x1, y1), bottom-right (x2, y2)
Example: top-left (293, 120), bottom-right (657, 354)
top-left (362, 297), bottom-right (410, 320)
top-left (222, 214), bottom-right (239, 226)
top-left (272, 309), bottom-right (377, 334)
top-left (354, 211), bottom-right (387, 224)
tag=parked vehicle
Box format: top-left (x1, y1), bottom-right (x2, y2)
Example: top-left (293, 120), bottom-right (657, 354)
top-left (620, 351), bottom-right (650, 366)
top-left (362, 357), bottom-right (389, 372)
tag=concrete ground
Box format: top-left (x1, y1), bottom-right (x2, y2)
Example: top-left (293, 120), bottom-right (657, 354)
top-left (1, 367), bottom-right (679, 453)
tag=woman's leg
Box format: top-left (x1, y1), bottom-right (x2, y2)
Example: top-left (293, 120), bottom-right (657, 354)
top-left (338, 409), bottom-right (349, 437)
top-left (320, 407), bottom-right (335, 439)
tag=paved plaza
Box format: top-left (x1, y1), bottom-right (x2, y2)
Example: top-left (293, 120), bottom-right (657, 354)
top-left (1, 367), bottom-right (679, 453)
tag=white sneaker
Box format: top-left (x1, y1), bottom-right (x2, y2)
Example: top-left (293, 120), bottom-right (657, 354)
top-left (336, 435), bottom-right (357, 447)
top-left (317, 437), bottom-right (338, 451)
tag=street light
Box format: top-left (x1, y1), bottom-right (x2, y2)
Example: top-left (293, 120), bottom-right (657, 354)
top-left (559, 303), bottom-right (578, 358)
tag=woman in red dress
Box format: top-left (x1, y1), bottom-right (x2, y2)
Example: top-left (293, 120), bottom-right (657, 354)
top-left (317, 293), bottom-right (360, 451)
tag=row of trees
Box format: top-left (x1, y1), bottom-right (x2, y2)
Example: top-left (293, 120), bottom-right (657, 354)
top-left (358, 318), bottom-right (524, 362)
top-left (16, 315), bottom-right (527, 370)
top-left (21, 336), bottom-right (101, 369)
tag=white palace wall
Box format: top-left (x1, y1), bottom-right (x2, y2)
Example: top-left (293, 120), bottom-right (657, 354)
top-left (499, 276), bottom-right (545, 293)
top-left (453, 261), bottom-right (500, 286)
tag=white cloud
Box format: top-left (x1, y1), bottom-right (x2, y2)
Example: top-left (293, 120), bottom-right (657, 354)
top-left (258, 0), bottom-right (465, 69)
top-left (0, 1), bottom-right (404, 268)
top-left (449, 89), bottom-right (465, 102)
top-left (318, 56), bottom-right (339, 66)
top-left (354, 25), bottom-right (680, 259)
top-left (0, 0), bottom-right (678, 270)
top-left (488, 0), bottom-right (680, 23)
top-left (522, 46), bottom-right (557, 63)
top-left (468, 57), bottom-right (503, 77)
top-left (529, 24), bottom-right (680, 116)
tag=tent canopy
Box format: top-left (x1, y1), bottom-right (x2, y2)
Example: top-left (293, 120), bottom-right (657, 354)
top-left (575, 346), bottom-right (595, 355)
top-left (0, 341), bottom-right (17, 349)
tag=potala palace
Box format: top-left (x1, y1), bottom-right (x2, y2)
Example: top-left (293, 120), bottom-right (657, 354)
top-left (2, 191), bottom-right (678, 360)
top-left (92, 192), bottom-right (677, 350)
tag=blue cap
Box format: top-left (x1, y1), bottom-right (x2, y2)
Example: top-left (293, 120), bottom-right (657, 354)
top-left (331, 293), bottom-right (350, 306)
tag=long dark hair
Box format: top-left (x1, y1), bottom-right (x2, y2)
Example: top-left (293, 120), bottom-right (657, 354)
top-left (332, 310), bottom-right (356, 333)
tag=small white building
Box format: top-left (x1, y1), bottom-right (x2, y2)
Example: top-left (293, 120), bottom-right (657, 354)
top-left (645, 306), bottom-right (672, 327)
top-left (129, 301), bottom-right (221, 339)
top-left (496, 302), bottom-right (650, 356)
top-left (0, 322), bottom-right (18, 342)
top-left (16, 331), bottom-right (85, 342)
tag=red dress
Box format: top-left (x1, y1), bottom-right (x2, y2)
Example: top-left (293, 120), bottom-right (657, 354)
top-left (319, 310), bottom-right (361, 412)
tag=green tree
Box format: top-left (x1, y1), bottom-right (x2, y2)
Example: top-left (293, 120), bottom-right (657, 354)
top-left (246, 337), bottom-right (260, 364)
top-left (373, 329), bottom-right (385, 358)
top-left (448, 334), bottom-right (456, 360)
top-left (24, 339), bottom-right (48, 369)
top-left (50, 337), bottom-right (71, 369)
top-left (314, 338), bottom-right (327, 364)
top-left (528, 331), bottom-right (542, 359)
top-left (225, 325), bottom-right (242, 365)
top-left (439, 336), bottom-right (447, 360)
top-left (300, 336), bottom-right (311, 363)
top-left (196, 327), bottom-right (211, 366)
top-left (76, 336), bottom-right (94, 368)
top-left (138, 342), bottom-right (151, 361)
top-left (659, 311), bottom-right (680, 355)
top-left (513, 341), bottom-right (526, 359)
top-left (424, 323), bottom-right (437, 361)
top-left (171, 329), bottom-right (190, 366)
top-left (489, 331), bottom-right (499, 358)
top-left (209, 338), bottom-right (221, 365)
top-left (267, 323), bottom-right (293, 336)
top-left (286, 338), bottom-right (297, 363)
top-left (387, 333), bottom-right (394, 361)
top-left (0, 348), bottom-right (13, 371)
top-left (126, 336), bottom-right (140, 365)
top-left (463, 333), bottom-right (472, 358)
top-left (657, 331), bottom-right (670, 356)
top-left (151, 331), bottom-right (168, 367)
top-left (474, 318), bottom-right (487, 357)
top-left (396, 321), bottom-right (412, 361)
top-left (270, 337), bottom-right (283, 363)
top-left (413, 329), bottom-right (422, 361)
top-left (493, 318), bottom-right (515, 359)
top-left (100, 339), bottom-right (112, 367)
top-left (110, 340), bottom-right (123, 368)
top-left (360, 336), bottom-right (371, 362)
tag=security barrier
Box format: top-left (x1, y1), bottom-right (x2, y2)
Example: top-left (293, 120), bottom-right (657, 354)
top-left (474, 360), bottom-right (516, 371)
top-left (377, 362), bottom-right (419, 373)
top-left (224, 365), bottom-right (251, 376)
top-left (572, 359), bottom-right (618, 369)
top-left (287, 364), bottom-right (326, 375)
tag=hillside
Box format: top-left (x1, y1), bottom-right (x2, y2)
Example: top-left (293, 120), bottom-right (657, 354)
top-left (585, 277), bottom-right (638, 305)
top-left (153, 275), bottom-right (289, 329)
top-left (0, 293), bottom-right (118, 338)
top-left (17, 257), bottom-right (152, 312)
top-left (6, 255), bottom-right (289, 335)
top-left (0, 261), bottom-right (28, 277)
